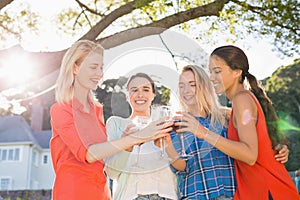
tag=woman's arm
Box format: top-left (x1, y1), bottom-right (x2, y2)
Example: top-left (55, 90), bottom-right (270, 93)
top-left (219, 93), bottom-right (258, 165)
top-left (158, 136), bottom-right (186, 171)
top-left (104, 117), bottom-right (132, 179)
top-left (175, 93), bottom-right (259, 165)
top-left (86, 118), bottom-right (174, 163)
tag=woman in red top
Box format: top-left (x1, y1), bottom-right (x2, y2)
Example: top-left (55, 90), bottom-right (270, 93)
top-left (50, 40), bottom-right (173, 200)
top-left (176, 45), bottom-right (299, 200)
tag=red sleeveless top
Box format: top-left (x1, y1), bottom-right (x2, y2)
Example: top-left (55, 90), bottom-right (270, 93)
top-left (228, 91), bottom-right (299, 200)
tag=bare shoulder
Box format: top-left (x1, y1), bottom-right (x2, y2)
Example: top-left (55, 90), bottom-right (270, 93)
top-left (232, 91), bottom-right (257, 114)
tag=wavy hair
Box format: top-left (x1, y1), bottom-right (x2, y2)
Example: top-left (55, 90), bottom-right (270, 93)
top-left (180, 65), bottom-right (227, 130)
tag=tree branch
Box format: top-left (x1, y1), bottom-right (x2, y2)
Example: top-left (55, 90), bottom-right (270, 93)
top-left (80, 0), bottom-right (156, 41)
top-left (0, 22), bottom-right (21, 39)
top-left (0, 0), bottom-right (14, 10)
top-left (75, 0), bottom-right (104, 16)
top-left (231, 0), bottom-right (298, 35)
top-left (0, 0), bottom-right (230, 91)
top-left (97, 0), bottom-right (230, 48)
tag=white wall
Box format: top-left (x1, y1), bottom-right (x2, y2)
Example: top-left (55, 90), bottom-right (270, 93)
top-left (0, 144), bottom-right (30, 190)
top-left (0, 144), bottom-right (55, 190)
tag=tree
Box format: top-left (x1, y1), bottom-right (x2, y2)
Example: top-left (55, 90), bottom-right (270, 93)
top-left (0, 1), bottom-right (39, 45)
top-left (266, 59), bottom-right (300, 125)
top-left (285, 132), bottom-right (300, 171)
top-left (1, 0), bottom-right (298, 104)
top-left (265, 58), bottom-right (300, 171)
top-left (0, 0), bottom-right (298, 91)
top-left (0, 0), bottom-right (298, 68)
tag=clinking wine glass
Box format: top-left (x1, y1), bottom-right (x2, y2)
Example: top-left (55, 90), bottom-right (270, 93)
top-left (131, 116), bottom-right (151, 168)
top-left (173, 115), bottom-right (192, 160)
top-left (151, 105), bottom-right (173, 157)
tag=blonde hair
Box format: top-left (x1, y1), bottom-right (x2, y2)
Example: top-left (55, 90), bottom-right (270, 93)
top-left (180, 65), bottom-right (227, 129)
top-left (55, 40), bottom-right (104, 103)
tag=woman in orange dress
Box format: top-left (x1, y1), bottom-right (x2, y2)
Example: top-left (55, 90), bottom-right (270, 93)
top-left (50, 40), bottom-right (173, 200)
top-left (175, 45), bottom-right (299, 200)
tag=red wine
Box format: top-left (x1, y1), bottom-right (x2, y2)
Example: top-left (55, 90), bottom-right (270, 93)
top-left (173, 120), bottom-right (187, 131)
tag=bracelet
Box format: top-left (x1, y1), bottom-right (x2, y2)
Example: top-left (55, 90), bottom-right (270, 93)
top-left (204, 130), bottom-right (220, 146)
top-left (169, 155), bottom-right (180, 164)
top-left (204, 129), bottom-right (210, 139)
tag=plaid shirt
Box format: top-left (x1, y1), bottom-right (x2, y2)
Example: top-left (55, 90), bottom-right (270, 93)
top-left (170, 115), bottom-right (236, 200)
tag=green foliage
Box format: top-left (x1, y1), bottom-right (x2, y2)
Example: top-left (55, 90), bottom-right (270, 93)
top-left (0, 2), bottom-right (39, 44)
top-left (266, 59), bottom-right (300, 123)
top-left (223, 0), bottom-right (299, 56)
top-left (265, 58), bottom-right (300, 170)
top-left (1, 0), bottom-right (298, 55)
top-left (140, 0), bottom-right (168, 21)
top-left (285, 131), bottom-right (300, 170)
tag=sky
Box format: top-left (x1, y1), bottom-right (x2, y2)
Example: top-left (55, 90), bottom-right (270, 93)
top-left (4, 0), bottom-right (299, 81)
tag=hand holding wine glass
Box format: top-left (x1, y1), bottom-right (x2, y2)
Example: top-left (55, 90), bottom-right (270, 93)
top-left (132, 116), bottom-right (173, 142)
top-left (120, 124), bottom-right (138, 152)
top-left (151, 105), bottom-right (173, 157)
top-left (130, 116), bottom-right (151, 168)
top-left (129, 115), bottom-right (173, 168)
top-left (173, 111), bottom-right (192, 159)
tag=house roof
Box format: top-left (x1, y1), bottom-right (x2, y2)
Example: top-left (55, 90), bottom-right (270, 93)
top-left (32, 130), bottom-right (52, 149)
top-left (0, 115), bottom-right (51, 149)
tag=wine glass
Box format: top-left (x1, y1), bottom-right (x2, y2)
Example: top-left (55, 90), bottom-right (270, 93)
top-left (173, 109), bottom-right (192, 160)
top-left (131, 115), bottom-right (151, 168)
top-left (151, 105), bottom-right (173, 157)
top-left (173, 121), bottom-right (192, 159)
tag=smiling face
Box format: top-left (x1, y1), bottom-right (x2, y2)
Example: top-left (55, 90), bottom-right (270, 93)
top-left (208, 55), bottom-right (237, 95)
top-left (127, 76), bottom-right (155, 116)
top-left (178, 70), bottom-right (197, 107)
top-left (74, 51), bottom-right (103, 91)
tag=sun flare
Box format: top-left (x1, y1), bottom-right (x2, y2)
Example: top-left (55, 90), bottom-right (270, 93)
top-left (0, 53), bottom-right (36, 85)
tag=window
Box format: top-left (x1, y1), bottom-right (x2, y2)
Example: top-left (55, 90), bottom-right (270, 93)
top-left (14, 148), bottom-right (20, 160)
top-left (42, 154), bottom-right (48, 165)
top-left (0, 148), bottom-right (20, 162)
top-left (8, 149), bottom-right (13, 160)
top-left (32, 150), bottom-right (38, 166)
top-left (0, 149), bottom-right (7, 161)
top-left (0, 177), bottom-right (12, 190)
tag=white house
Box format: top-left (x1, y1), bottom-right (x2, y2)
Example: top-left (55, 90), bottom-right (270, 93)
top-left (0, 115), bottom-right (54, 191)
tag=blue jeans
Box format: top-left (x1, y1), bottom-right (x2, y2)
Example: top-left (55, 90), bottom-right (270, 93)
top-left (134, 194), bottom-right (173, 200)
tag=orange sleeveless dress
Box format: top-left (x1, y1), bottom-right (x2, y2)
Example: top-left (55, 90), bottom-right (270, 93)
top-left (228, 91), bottom-right (299, 200)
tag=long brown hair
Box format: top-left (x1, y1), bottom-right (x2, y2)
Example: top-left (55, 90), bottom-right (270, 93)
top-left (211, 45), bottom-right (287, 149)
